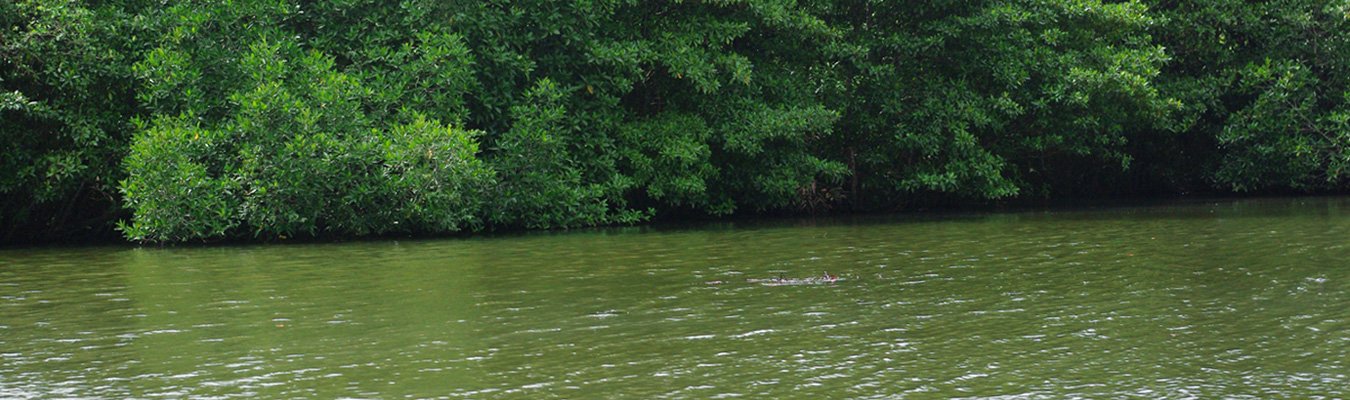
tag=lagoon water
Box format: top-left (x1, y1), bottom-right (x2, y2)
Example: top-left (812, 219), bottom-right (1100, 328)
top-left (2, 198), bottom-right (1348, 398)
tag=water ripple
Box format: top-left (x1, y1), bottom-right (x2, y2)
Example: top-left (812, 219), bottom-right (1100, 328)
top-left (2, 198), bottom-right (1349, 398)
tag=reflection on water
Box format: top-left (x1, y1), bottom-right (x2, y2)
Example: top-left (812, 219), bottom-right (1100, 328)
top-left (2, 197), bottom-right (1348, 398)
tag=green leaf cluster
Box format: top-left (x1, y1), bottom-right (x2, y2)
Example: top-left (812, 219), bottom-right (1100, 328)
top-left (1154, 0), bottom-right (1350, 192)
top-left (119, 10), bottom-right (492, 242)
top-left (1, 0), bottom-right (149, 242)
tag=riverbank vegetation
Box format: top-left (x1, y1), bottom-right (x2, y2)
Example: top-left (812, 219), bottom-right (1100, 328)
top-left (4, 0), bottom-right (1349, 243)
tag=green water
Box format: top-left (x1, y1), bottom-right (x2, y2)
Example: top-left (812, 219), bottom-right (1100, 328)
top-left (2, 198), bottom-right (1348, 398)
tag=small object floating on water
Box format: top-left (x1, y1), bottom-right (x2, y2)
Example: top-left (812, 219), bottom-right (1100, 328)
top-left (747, 271), bottom-right (840, 286)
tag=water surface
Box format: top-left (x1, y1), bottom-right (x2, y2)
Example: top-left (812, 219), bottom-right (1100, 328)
top-left (2, 198), bottom-right (1348, 398)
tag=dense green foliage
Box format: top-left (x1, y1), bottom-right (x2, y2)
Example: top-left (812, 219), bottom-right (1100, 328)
top-left (2, 0), bottom-right (1348, 243)
top-left (824, 0), bottom-right (1177, 205)
top-left (1, 0), bottom-right (148, 242)
top-left (121, 6), bottom-right (494, 241)
top-left (1155, 0), bottom-right (1350, 192)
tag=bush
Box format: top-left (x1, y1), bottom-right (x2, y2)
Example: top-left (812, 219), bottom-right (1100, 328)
top-left (120, 37), bottom-right (492, 242)
top-left (118, 119), bottom-right (238, 242)
top-left (489, 79), bottom-right (646, 229)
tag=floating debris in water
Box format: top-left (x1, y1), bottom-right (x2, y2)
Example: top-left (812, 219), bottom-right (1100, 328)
top-left (746, 272), bottom-right (839, 286)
